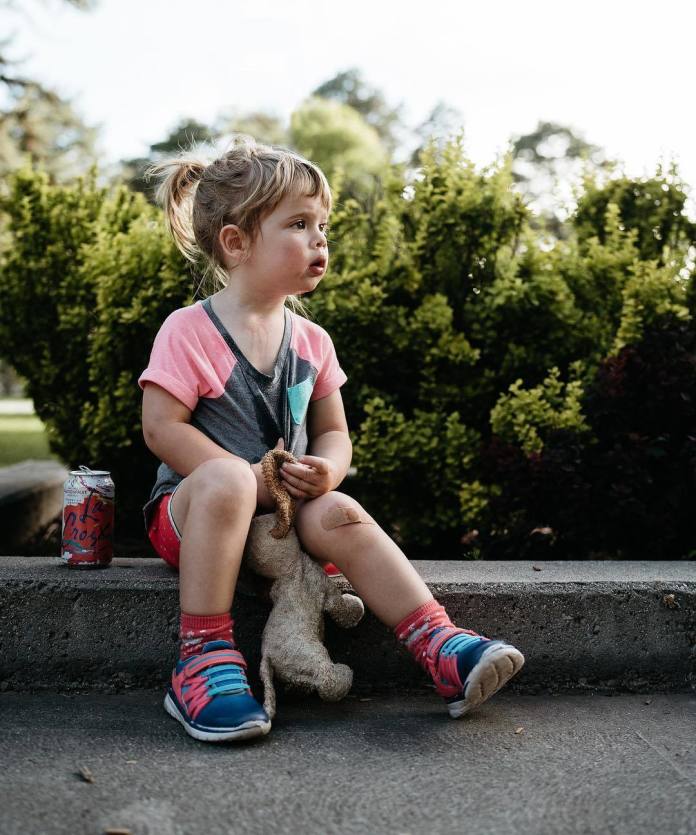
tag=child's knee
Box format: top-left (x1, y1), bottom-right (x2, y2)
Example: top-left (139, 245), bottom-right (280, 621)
top-left (320, 499), bottom-right (377, 532)
top-left (191, 458), bottom-right (256, 513)
top-left (296, 493), bottom-right (377, 557)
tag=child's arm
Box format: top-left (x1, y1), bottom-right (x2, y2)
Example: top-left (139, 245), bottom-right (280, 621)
top-left (142, 382), bottom-right (274, 507)
top-left (305, 389), bottom-right (352, 489)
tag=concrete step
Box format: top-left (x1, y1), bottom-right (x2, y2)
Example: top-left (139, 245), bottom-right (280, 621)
top-left (1, 691), bottom-right (694, 835)
top-left (2, 557), bottom-right (694, 695)
top-left (0, 459), bottom-right (68, 550)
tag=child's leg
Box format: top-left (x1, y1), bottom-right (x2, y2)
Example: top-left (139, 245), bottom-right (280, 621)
top-left (294, 493), bottom-right (524, 716)
top-left (166, 457), bottom-right (259, 659)
top-left (294, 496), bottom-right (432, 625)
top-left (170, 458), bottom-right (258, 615)
top-left (162, 458), bottom-right (271, 742)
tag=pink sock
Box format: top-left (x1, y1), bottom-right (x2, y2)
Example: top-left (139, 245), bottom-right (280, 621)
top-left (394, 599), bottom-right (455, 669)
top-left (179, 611), bottom-right (235, 661)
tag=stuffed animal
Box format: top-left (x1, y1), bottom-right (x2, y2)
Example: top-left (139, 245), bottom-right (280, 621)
top-left (243, 447), bottom-right (365, 719)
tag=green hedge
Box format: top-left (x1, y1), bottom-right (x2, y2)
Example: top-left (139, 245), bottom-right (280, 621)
top-left (0, 167), bottom-right (192, 524)
top-left (1, 142), bottom-right (694, 557)
top-left (312, 143), bottom-right (696, 557)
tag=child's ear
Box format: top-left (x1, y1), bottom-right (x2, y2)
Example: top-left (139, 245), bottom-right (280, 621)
top-left (219, 224), bottom-right (247, 264)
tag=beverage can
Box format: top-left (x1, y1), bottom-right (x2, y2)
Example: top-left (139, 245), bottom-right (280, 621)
top-left (61, 465), bottom-right (115, 569)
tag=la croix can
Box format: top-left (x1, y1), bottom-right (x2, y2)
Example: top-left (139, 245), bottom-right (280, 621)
top-left (61, 465), bottom-right (115, 569)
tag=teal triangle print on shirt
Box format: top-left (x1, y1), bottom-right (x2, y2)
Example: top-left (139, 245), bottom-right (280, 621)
top-left (287, 378), bottom-right (314, 426)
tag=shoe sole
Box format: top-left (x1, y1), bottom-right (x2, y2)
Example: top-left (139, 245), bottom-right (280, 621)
top-left (164, 693), bottom-right (271, 742)
top-left (447, 643), bottom-right (525, 719)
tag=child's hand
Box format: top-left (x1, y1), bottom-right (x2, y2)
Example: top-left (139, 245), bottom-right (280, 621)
top-left (280, 454), bottom-right (336, 500)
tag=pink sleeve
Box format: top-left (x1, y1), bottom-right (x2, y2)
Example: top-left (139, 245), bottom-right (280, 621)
top-left (138, 307), bottom-right (231, 411)
top-left (310, 328), bottom-right (348, 401)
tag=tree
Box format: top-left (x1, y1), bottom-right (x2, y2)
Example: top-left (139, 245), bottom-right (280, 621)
top-left (408, 101), bottom-right (465, 168)
top-left (119, 113), bottom-right (289, 201)
top-left (216, 110), bottom-right (287, 148)
top-left (509, 120), bottom-right (615, 240)
top-left (0, 359), bottom-right (23, 396)
top-left (289, 96), bottom-right (390, 202)
top-left (119, 118), bottom-right (221, 199)
top-left (0, 83), bottom-right (99, 185)
top-left (0, 1), bottom-right (100, 185)
top-left (312, 68), bottom-right (404, 156)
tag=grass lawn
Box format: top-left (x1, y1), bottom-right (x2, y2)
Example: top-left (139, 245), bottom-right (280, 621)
top-left (0, 413), bottom-right (61, 466)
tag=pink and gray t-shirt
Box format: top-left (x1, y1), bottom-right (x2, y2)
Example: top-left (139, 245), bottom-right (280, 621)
top-left (137, 297), bottom-right (347, 531)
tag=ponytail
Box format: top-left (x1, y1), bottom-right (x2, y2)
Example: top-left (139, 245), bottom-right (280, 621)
top-left (144, 154), bottom-right (207, 265)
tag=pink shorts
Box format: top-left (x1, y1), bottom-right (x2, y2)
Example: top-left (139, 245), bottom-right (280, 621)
top-left (147, 490), bottom-right (342, 577)
top-left (147, 489), bottom-right (272, 571)
top-left (147, 491), bottom-right (184, 569)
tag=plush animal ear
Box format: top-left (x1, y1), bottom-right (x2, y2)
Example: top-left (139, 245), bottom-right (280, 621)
top-left (260, 449), bottom-right (299, 538)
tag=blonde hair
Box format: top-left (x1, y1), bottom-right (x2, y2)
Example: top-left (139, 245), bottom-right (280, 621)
top-left (144, 134), bottom-right (333, 316)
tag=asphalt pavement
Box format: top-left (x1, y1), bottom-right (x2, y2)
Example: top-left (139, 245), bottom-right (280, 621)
top-left (1, 689), bottom-right (694, 835)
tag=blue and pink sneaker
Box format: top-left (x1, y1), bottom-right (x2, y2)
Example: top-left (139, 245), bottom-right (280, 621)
top-left (426, 628), bottom-right (525, 718)
top-left (164, 640), bottom-right (271, 742)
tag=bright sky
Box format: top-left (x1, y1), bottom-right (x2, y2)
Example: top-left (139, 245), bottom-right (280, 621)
top-left (6, 0), bottom-right (696, 217)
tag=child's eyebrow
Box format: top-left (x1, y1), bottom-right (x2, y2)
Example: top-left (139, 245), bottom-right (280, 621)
top-left (283, 208), bottom-right (329, 221)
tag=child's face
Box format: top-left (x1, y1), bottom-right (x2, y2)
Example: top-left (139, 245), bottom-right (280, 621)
top-left (247, 193), bottom-right (330, 296)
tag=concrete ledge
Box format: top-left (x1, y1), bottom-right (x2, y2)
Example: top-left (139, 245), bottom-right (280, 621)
top-left (0, 460), bottom-right (68, 550)
top-left (0, 557), bottom-right (694, 694)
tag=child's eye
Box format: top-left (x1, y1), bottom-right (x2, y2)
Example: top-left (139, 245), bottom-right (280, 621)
top-left (292, 220), bottom-right (330, 235)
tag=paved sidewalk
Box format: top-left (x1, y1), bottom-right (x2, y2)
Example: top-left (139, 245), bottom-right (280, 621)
top-left (0, 398), bottom-right (34, 414)
top-left (1, 691), bottom-right (694, 835)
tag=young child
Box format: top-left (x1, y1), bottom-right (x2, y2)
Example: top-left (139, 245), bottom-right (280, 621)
top-left (139, 134), bottom-right (525, 744)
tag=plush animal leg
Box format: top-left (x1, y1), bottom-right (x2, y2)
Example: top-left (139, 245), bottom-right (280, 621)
top-left (323, 584), bottom-right (365, 629)
top-left (269, 644), bottom-right (354, 703)
top-left (259, 653), bottom-right (277, 720)
top-left (314, 661), bottom-right (353, 702)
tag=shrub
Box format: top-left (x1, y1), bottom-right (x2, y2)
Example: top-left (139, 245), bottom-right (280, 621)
top-left (315, 139), bottom-right (695, 557)
top-left (573, 164), bottom-right (696, 266)
top-left (0, 166), bottom-right (191, 527)
top-left (1, 140), bottom-right (694, 558)
top-left (479, 315), bottom-right (696, 560)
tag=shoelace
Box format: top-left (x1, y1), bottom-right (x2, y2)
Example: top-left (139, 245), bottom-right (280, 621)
top-left (427, 630), bottom-right (487, 698)
top-left (178, 649), bottom-right (250, 721)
